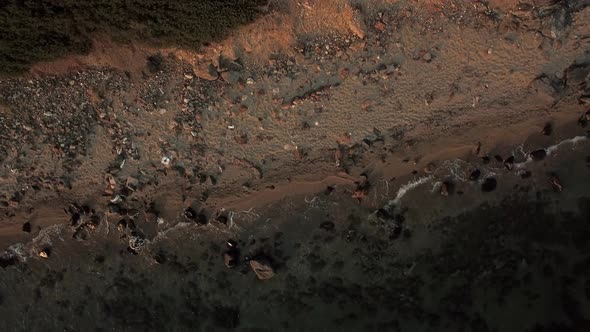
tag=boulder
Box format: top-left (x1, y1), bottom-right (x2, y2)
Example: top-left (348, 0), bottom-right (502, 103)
top-left (250, 257), bottom-right (275, 280)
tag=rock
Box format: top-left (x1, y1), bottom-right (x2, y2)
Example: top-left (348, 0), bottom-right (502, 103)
top-left (481, 156), bottom-right (490, 164)
top-left (193, 62), bottom-right (219, 81)
top-left (0, 252), bottom-right (17, 268)
top-left (494, 155), bottom-right (503, 163)
top-left (374, 21), bottom-right (386, 32)
top-left (22, 222), bottom-right (31, 233)
top-left (223, 250), bottom-right (239, 268)
top-left (504, 156), bottom-right (515, 170)
top-left (518, 170), bottom-right (532, 179)
top-left (481, 178), bottom-right (497, 192)
top-left (548, 173), bottom-right (563, 192)
top-left (183, 207), bottom-right (198, 221)
top-left (423, 52), bottom-right (433, 62)
top-left (542, 123), bottom-right (552, 136)
top-left (319, 221), bottom-right (335, 231)
top-left (529, 149), bottom-right (547, 161)
top-left (579, 110), bottom-right (590, 128)
top-left (116, 219), bottom-right (127, 231)
top-left (423, 162), bottom-right (436, 174)
top-left (440, 181), bottom-right (451, 196)
top-left (39, 248), bottom-right (50, 259)
top-left (469, 169), bottom-right (481, 181)
top-left (249, 257), bottom-right (275, 280)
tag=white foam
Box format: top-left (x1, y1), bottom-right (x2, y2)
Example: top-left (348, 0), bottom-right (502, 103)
top-left (393, 176), bottom-right (433, 204)
top-left (515, 135), bottom-right (588, 169)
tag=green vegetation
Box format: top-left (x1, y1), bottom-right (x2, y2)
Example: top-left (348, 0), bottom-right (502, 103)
top-left (0, 0), bottom-right (267, 74)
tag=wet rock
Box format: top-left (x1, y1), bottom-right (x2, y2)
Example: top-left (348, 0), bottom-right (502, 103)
top-left (423, 162), bottom-right (436, 174)
top-left (530, 149), bottom-right (547, 161)
top-left (579, 111), bottom-right (590, 128)
top-left (481, 178), bottom-right (497, 192)
top-left (518, 170), bottom-right (532, 179)
top-left (250, 257), bottom-right (275, 280)
top-left (22, 222), bottom-right (31, 233)
top-left (72, 227), bottom-right (89, 241)
top-left (39, 248), bottom-right (51, 259)
top-left (183, 207), bottom-right (198, 221)
top-left (469, 169), bottom-right (481, 181)
top-left (116, 219), bottom-right (127, 231)
top-left (223, 239), bottom-right (240, 268)
top-left (440, 181), bottom-right (452, 196)
top-left (542, 123), bottom-right (553, 136)
top-left (0, 252), bottom-right (17, 268)
top-left (504, 156), bottom-right (515, 170)
top-left (548, 173), bottom-right (563, 192)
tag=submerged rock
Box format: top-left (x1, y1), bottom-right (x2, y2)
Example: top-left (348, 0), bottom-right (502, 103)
top-left (440, 181), bottom-right (452, 196)
top-left (504, 156), bottom-right (515, 170)
top-left (223, 239), bottom-right (240, 268)
top-left (542, 123), bottom-right (553, 136)
top-left (548, 173), bottom-right (563, 192)
top-left (530, 149), bottom-right (547, 161)
top-left (469, 169), bottom-right (481, 181)
top-left (482, 178), bottom-right (497, 192)
top-left (250, 257), bottom-right (275, 280)
top-left (39, 248), bottom-right (51, 259)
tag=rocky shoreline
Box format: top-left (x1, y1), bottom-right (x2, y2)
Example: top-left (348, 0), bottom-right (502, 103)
top-left (1, 0), bottom-right (590, 330)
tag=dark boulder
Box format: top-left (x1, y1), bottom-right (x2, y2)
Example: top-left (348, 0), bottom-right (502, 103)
top-left (481, 178), bottom-right (497, 192)
top-left (469, 169), bottom-right (481, 181)
top-left (530, 149), bottom-right (547, 161)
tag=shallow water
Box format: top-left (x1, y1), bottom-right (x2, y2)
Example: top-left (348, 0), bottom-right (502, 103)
top-left (0, 138), bottom-right (589, 332)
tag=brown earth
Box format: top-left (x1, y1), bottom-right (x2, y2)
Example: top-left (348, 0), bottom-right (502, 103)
top-left (1, 0), bottom-right (590, 248)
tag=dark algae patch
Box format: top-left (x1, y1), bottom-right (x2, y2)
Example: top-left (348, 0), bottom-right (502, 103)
top-left (0, 0), bottom-right (267, 74)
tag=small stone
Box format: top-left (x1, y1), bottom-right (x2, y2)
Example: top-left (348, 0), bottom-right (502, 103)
top-left (250, 257), bottom-right (274, 280)
top-left (423, 52), bottom-right (432, 62)
top-left (117, 219), bottom-right (127, 231)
